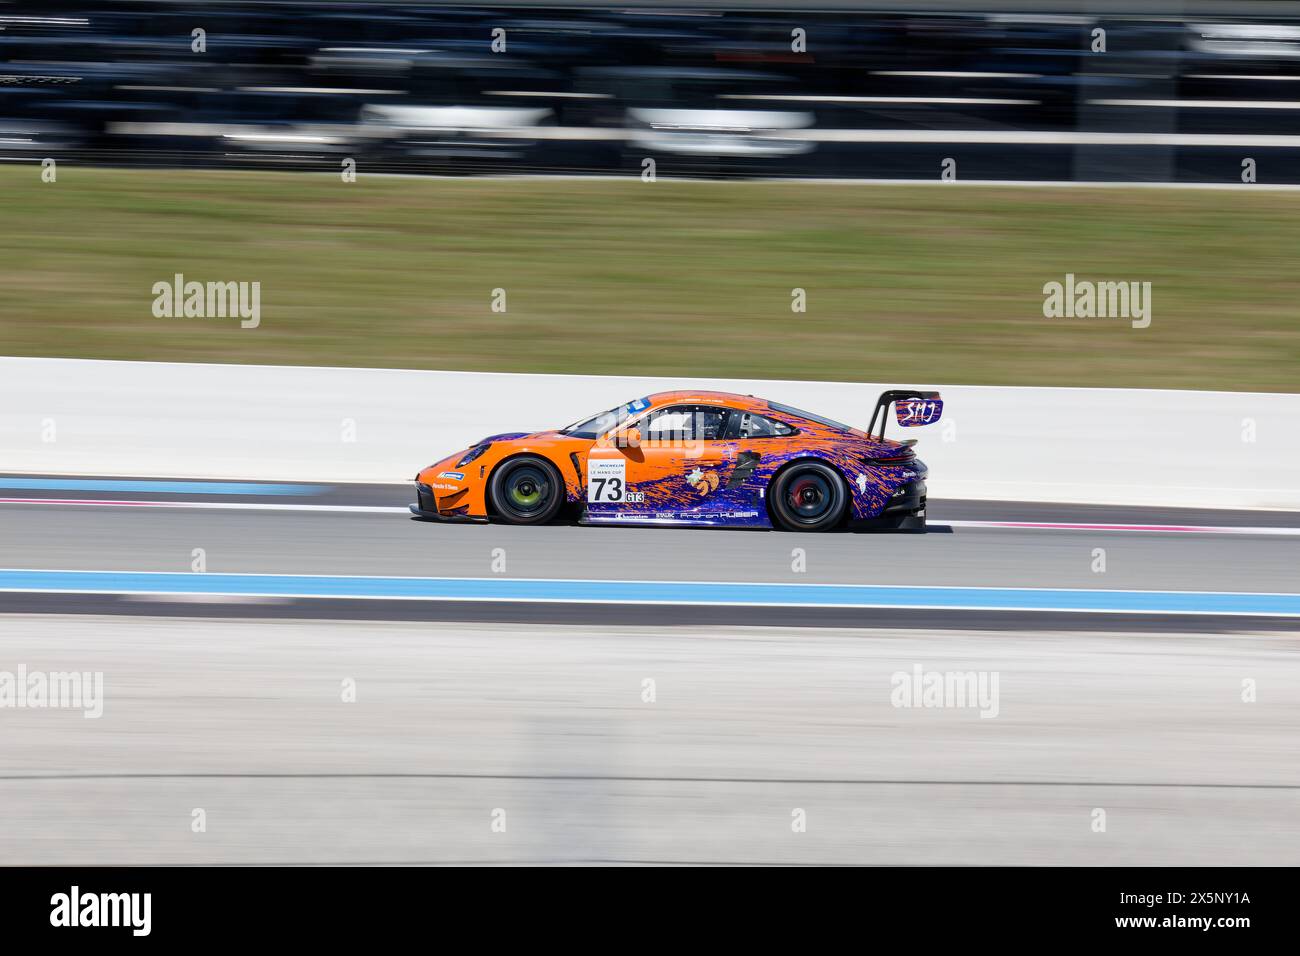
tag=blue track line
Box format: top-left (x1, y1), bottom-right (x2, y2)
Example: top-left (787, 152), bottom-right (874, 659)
top-left (0, 478), bottom-right (327, 496)
top-left (1, 570), bottom-right (1297, 616)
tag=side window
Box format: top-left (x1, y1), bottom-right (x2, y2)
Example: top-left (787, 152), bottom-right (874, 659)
top-left (642, 406), bottom-right (696, 441)
top-left (641, 405), bottom-right (732, 442)
top-left (731, 411), bottom-right (795, 439)
top-left (693, 406), bottom-right (732, 440)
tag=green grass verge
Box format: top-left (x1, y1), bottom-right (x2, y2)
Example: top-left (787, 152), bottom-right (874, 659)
top-left (2, 167), bottom-right (1297, 391)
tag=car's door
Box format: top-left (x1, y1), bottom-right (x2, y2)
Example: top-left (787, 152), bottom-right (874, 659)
top-left (626, 404), bottom-right (739, 519)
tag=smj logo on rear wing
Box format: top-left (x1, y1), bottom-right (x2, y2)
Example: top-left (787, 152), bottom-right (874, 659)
top-left (867, 389), bottom-right (943, 440)
top-left (895, 397), bottom-right (943, 426)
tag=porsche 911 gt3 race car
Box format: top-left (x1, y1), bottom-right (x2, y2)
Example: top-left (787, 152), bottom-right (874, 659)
top-left (411, 388), bottom-right (942, 531)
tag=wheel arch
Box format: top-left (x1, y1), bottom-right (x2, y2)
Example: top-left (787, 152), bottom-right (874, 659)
top-left (484, 450), bottom-right (571, 518)
top-left (764, 455), bottom-right (852, 529)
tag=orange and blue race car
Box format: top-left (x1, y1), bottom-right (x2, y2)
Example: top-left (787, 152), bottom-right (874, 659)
top-left (412, 389), bottom-right (942, 531)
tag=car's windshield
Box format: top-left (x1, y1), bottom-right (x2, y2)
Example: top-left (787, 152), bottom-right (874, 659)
top-left (560, 397), bottom-right (652, 439)
top-left (766, 401), bottom-right (854, 432)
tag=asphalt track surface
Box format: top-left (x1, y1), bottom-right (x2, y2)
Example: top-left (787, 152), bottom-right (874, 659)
top-left (1, 615), bottom-right (1297, 865)
top-left (2, 476), bottom-right (1298, 628)
top-left (2, 478), bottom-right (1297, 864)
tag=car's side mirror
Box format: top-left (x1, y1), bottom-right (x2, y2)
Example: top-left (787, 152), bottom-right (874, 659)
top-left (615, 427), bottom-right (642, 449)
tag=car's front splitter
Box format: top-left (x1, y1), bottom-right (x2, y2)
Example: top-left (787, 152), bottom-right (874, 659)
top-left (408, 504), bottom-right (488, 524)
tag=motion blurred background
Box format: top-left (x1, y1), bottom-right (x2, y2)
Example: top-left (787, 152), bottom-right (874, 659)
top-left (3, 1), bottom-right (1299, 390)
top-left (8, 0), bottom-right (1300, 180)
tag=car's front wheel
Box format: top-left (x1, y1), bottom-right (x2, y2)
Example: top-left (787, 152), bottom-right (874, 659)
top-left (769, 461), bottom-right (848, 532)
top-left (488, 456), bottom-right (564, 525)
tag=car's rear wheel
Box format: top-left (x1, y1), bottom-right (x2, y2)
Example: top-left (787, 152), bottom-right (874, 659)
top-left (488, 456), bottom-right (564, 525)
top-left (769, 461), bottom-right (848, 532)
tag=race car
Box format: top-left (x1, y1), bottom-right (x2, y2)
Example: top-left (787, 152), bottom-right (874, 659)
top-left (411, 388), bottom-right (942, 531)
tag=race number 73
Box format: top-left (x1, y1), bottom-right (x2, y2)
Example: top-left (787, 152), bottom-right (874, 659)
top-left (587, 459), bottom-right (626, 503)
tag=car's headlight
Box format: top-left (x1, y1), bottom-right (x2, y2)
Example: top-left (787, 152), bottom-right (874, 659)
top-left (456, 444), bottom-right (490, 468)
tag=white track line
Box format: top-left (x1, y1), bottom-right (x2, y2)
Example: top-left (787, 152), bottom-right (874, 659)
top-left (0, 497), bottom-right (405, 514)
top-left (3, 497), bottom-right (1299, 535)
top-left (942, 519), bottom-right (1300, 536)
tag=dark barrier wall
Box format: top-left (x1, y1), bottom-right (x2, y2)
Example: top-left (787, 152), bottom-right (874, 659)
top-left (4, 2), bottom-right (1300, 181)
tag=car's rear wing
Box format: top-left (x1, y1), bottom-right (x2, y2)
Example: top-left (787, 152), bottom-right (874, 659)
top-left (867, 389), bottom-right (943, 441)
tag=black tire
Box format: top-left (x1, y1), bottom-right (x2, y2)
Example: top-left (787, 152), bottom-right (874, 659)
top-left (488, 456), bottom-right (564, 525)
top-left (768, 460), bottom-right (848, 532)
